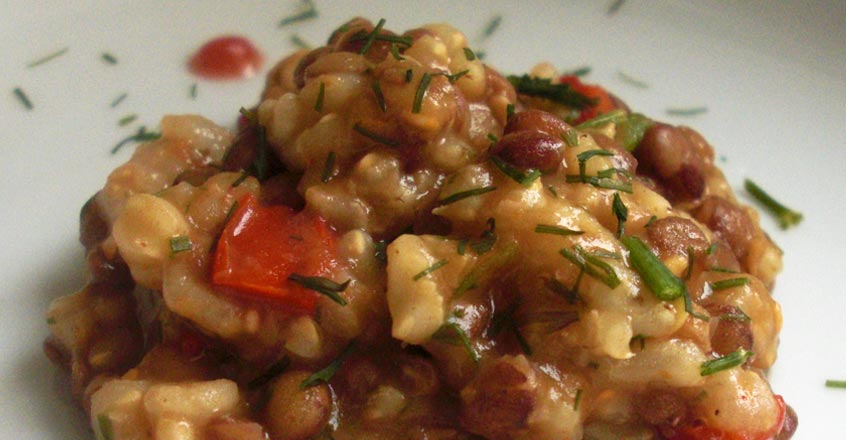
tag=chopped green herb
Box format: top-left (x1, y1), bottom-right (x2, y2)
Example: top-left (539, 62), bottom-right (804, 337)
top-left (706, 242), bottom-right (718, 255)
top-left (248, 357), bottom-right (290, 389)
top-left (287, 274), bottom-right (350, 306)
top-left (436, 185), bottom-right (497, 207)
top-left (13, 87), bottom-right (33, 110)
top-left (506, 103), bottom-right (515, 119)
top-left (607, 0), bottom-right (626, 15)
top-left (576, 109), bottom-right (627, 129)
top-left (545, 278), bottom-right (582, 304)
top-left (371, 80), bottom-right (386, 112)
top-left (222, 201), bottom-right (239, 226)
top-left (353, 122), bottom-right (399, 147)
top-left (720, 309), bottom-right (751, 323)
top-left (111, 126), bottom-right (161, 154)
top-left (469, 218), bottom-right (497, 254)
top-left (566, 174), bottom-right (633, 192)
top-left (46, 317), bottom-right (56, 325)
top-left (563, 66), bottom-right (592, 77)
top-left (238, 107), bottom-right (270, 181)
top-left (96, 414), bottom-right (114, 440)
top-left (559, 246), bottom-right (621, 289)
top-left (27, 47), bottom-right (68, 68)
top-left (455, 241), bottom-right (517, 298)
top-left (290, 34), bottom-right (310, 49)
top-left (683, 287), bottom-right (710, 321)
top-left (110, 92), bottom-right (127, 108)
top-left (513, 325), bottom-right (532, 355)
top-left (101, 52), bottom-right (118, 65)
top-left (617, 70), bottom-right (648, 88)
top-left (744, 179), bottom-right (803, 229)
top-left (487, 133), bottom-right (498, 145)
top-left (405, 69), bottom-right (413, 83)
top-left (412, 72), bottom-right (433, 113)
top-left (612, 192), bottom-right (628, 237)
top-left (709, 277), bottom-right (749, 291)
top-left (169, 235), bottom-right (193, 255)
top-left (433, 320), bottom-right (479, 363)
top-left (574, 389), bottom-right (584, 410)
top-left (463, 47), bottom-right (476, 61)
top-left (508, 74), bottom-right (595, 109)
top-left (563, 128), bottom-right (579, 147)
top-left (320, 151), bottom-right (336, 183)
top-left (358, 18), bottom-right (386, 55)
top-left (118, 114), bottom-right (137, 127)
top-left (631, 334), bottom-right (647, 350)
top-left (534, 224), bottom-right (584, 237)
top-left (684, 247), bottom-right (695, 280)
top-left (300, 342), bottom-right (355, 388)
top-left (374, 240), bottom-right (388, 264)
top-left (390, 43), bottom-right (404, 60)
top-left (441, 69), bottom-right (470, 83)
top-left (528, 310), bottom-right (580, 333)
top-left (278, 0), bottom-right (318, 26)
top-left (620, 235), bottom-right (684, 300)
top-left (350, 31), bottom-right (413, 47)
top-left (700, 348), bottom-right (753, 376)
top-left (231, 171), bottom-right (249, 188)
top-left (482, 15), bottom-right (502, 38)
top-left (825, 380), bottom-right (846, 388)
top-left (666, 106), bottom-right (708, 116)
top-left (315, 82), bottom-right (325, 111)
top-left (615, 112), bottom-right (653, 151)
top-left (490, 156), bottom-right (541, 187)
top-left (413, 259), bottom-right (449, 281)
top-left (189, 83), bottom-right (198, 99)
top-left (547, 185), bottom-right (559, 197)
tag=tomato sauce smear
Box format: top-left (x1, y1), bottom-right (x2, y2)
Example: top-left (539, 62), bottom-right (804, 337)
top-left (189, 35), bottom-right (264, 80)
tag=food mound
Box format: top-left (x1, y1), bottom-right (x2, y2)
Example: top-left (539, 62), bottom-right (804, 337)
top-left (44, 18), bottom-right (797, 440)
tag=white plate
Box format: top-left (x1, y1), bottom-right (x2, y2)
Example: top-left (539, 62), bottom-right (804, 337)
top-left (1, 1), bottom-right (844, 438)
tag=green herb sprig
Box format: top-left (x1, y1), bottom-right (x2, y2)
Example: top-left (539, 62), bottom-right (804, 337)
top-left (507, 74), bottom-right (595, 110)
top-left (300, 342), bottom-right (355, 388)
top-left (287, 274), bottom-right (350, 306)
top-left (744, 179), bottom-right (803, 229)
top-left (700, 348), bottom-right (753, 376)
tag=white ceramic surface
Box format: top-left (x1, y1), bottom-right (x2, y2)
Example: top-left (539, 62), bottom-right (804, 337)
top-left (1, 1), bottom-right (844, 438)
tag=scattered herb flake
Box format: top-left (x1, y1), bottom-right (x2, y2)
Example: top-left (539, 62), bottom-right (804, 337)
top-left (13, 87), bottom-right (33, 110)
top-left (405, 68), bottom-right (413, 83)
top-left (287, 274), bottom-right (350, 306)
top-left (534, 224), bottom-right (584, 237)
top-left (390, 43), bottom-right (404, 60)
top-left (118, 114), bottom-right (137, 127)
top-left (617, 70), bottom-right (649, 88)
top-left (709, 277), bottom-right (749, 291)
top-left (111, 126), bottom-right (161, 154)
top-left (825, 380), bottom-right (846, 389)
top-left (101, 52), bottom-right (118, 65)
top-left (96, 413), bottom-right (115, 440)
top-left (744, 179), bottom-right (803, 229)
top-left (231, 171), bottom-right (250, 188)
top-left (413, 259), bottom-right (449, 281)
top-left (559, 246), bottom-right (621, 289)
top-left (607, 0), bottom-right (626, 15)
top-left (353, 122), bottom-right (399, 147)
top-left (455, 241), bottom-right (517, 298)
top-left (508, 74), bottom-right (595, 109)
top-left (315, 82), bottom-right (326, 111)
top-left (433, 321), bottom-right (479, 363)
top-left (482, 15), bottom-right (502, 38)
top-left (46, 317), bottom-right (56, 325)
top-left (321, 151), bottom-right (336, 183)
top-left (720, 309), bottom-right (751, 323)
top-left (620, 235), bottom-right (685, 300)
top-left (457, 239), bottom-right (468, 255)
top-left (490, 156), bottom-right (540, 187)
top-left (189, 83), bottom-right (198, 99)
top-left (612, 192), bottom-right (628, 237)
top-left (359, 18), bottom-right (386, 55)
top-left (300, 342), bottom-right (355, 388)
top-left (290, 34), bottom-right (310, 49)
top-left (169, 235), bottom-right (193, 255)
top-left (463, 47), bottom-right (476, 61)
top-left (574, 389), bottom-right (584, 410)
top-left (372, 80), bottom-right (386, 112)
top-left (110, 92), bottom-right (128, 108)
top-left (278, 0), bottom-right (318, 27)
top-left (436, 185), bottom-right (497, 207)
top-left (666, 106), bottom-right (708, 116)
top-left (563, 128), bottom-right (579, 147)
top-left (412, 72), bottom-right (432, 113)
top-left (26, 47), bottom-right (69, 68)
top-left (563, 66), bottom-right (592, 77)
top-left (248, 357), bottom-right (290, 389)
top-left (700, 348), bottom-right (753, 376)
top-left (576, 109), bottom-right (627, 129)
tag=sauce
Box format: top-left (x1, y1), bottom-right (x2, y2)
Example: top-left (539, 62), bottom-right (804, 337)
top-left (189, 35), bottom-right (263, 80)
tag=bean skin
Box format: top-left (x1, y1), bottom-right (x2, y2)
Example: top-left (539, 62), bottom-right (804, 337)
top-left (503, 109), bottom-right (571, 138)
top-left (293, 47), bottom-right (332, 89)
top-left (592, 134), bottom-right (638, 174)
top-left (634, 389), bottom-right (687, 427)
top-left (692, 196), bottom-right (755, 261)
top-left (710, 305), bottom-right (754, 356)
top-left (79, 193), bottom-right (110, 250)
top-left (635, 123), bottom-right (706, 202)
top-left (265, 371), bottom-right (332, 440)
top-left (646, 216), bottom-right (709, 260)
top-left (775, 404), bottom-right (798, 440)
top-left (492, 131), bottom-right (565, 172)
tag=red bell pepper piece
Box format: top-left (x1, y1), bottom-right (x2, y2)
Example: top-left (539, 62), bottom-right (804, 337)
top-left (212, 194), bottom-right (339, 313)
top-left (559, 74), bottom-right (618, 124)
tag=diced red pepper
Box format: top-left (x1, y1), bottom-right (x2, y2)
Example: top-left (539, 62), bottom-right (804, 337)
top-left (212, 194), bottom-right (339, 313)
top-left (666, 395), bottom-right (786, 440)
top-left (559, 74), bottom-right (618, 124)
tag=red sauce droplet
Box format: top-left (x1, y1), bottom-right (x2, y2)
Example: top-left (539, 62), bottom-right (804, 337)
top-left (189, 35), bottom-right (263, 80)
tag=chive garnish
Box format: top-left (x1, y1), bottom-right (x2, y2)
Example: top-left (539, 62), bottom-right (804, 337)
top-left (248, 357), bottom-right (290, 389)
top-left (457, 239), bottom-right (468, 255)
top-left (110, 92), bottom-right (127, 108)
top-left (547, 185), bottom-right (559, 197)
top-left (706, 242), bottom-right (718, 255)
top-left (46, 317), bottom-right (56, 325)
top-left (436, 185), bottom-right (497, 206)
top-left (709, 277), bottom-right (749, 291)
top-left (559, 246), bottom-right (621, 289)
top-left (744, 179), bottom-right (803, 229)
top-left (320, 151), bottom-right (336, 183)
top-left (565, 174), bottom-right (633, 193)
top-left (563, 66), bottom-right (592, 77)
top-left (413, 259), bottom-right (449, 281)
top-left (563, 128), bottom-right (579, 147)
top-left (101, 52), bottom-right (118, 65)
top-left (441, 69), bottom-right (470, 84)
top-left (487, 133), bottom-right (498, 144)
top-left (469, 218), bottom-right (497, 254)
top-left (287, 274), bottom-right (350, 306)
top-left (26, 47), bottom-right (68, 68)
top-left (350, 32), bottom-right (413, 47)
top-left (612, 192), bottom-right (628, 237)
top-left (371, 80), bottom-right (386, 112)
top-left (826, 380), bottom-right (846, 389)
top-left (709, 266), bottom-right (740, 273)
top-left (720, 309), bottom-right (751, 323)
top-left (576, 109), bottom-right (627, 129)
top-left (684, 247), bottom-right (695, 280)
top-left (482, 15), bottom-right (502, 38)
top-left (617, 70), bottom-right (648, 88)
top-left (300, 342), bottom-right (355, 388)
top-left (189, 83), bottom-right (198, 99)
top-left (508, 74), bottom-right (595, 109)
top-left (358, 18), bottom-right (386, 55)
top-left (454, 241), bottom-right (517, 298)
top-left (412, 72), bottom-right (432, 113)
top-left (506, 103), bottom-right (515, 119)
top-left (13, 87), bottom-right (33, 110)
top-left (666, 107), bottom-right (708, 116)
top-left (576, 149), bottom-right (615, 179)
top-left (463, 47), bottom-right (476, 61)
top-left (231, 171), bottom-right (249, 188)
top-left (432, 321), bottom-right (479, 363)
top-left (374, 240), bottom-right (388, 264)
top-left (169, 235), bottom-right (193, 255)
top-left (700, 348), bottom-right (753, 376)
top-left (118, 114), bottom-right (137, 127)
top-left (404, 69), bottom-right (413, 83)
top-left (490, 156), bottom-right (541, 187)
top-left (390, 43), bottom-right (404, 60)
top-left (574, 389), bottom-right (584, 410)
top-left (290, 34), bottom-right (310, 49)
top-left (111, 126), bottom-right (161, 154)
top-left (620, 235), bottom-right (684, 300)
top-left (315, 82), bottom-right (325, 111)
top-left (353, 122), bottom-right (399, 147)
top-left (545, 278), bottom-right (582, 304)
top-left (239, 107), bottom-right (270, 181)
top-left (278, 0), bottom-right (318, 26)
top-left (534, 224), bottom-right (584, 237)
top-left (97, 413), bottom-right (115, 440)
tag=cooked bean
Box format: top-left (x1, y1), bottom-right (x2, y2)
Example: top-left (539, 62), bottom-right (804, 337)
top-left (503, 109), bottom-right (571, 138)
top-left (710, 305), bottom-right (754, 356)
top-left (646, 216), bottom-right (709, 260)
top-left (460, 356), bottom-right (537, 438)
top-left (265, 371), bottom-right (332, 440)
top-left (693, 196), bottom-right (755, 261)
top-left (592, 133), bottom-right (638, 174)
top-left (293, 47), bottom-right (332, 89)
top-left (80, 193), bottom-right (110, 250)
top-left (635, 123), bottom-right (706, 201)
top-left (634, 389), bottom-right (687, 427)
top-left (492, 131), bottom-right (565, 171)
top-left (221, 129), bottom-right (258, 172)
top-left (260, 172), bottom-right (305, 210)
top-left (775, 404), bottom-right (798, 440)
